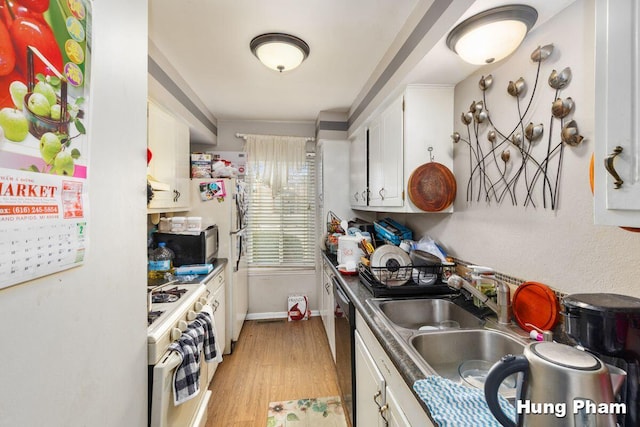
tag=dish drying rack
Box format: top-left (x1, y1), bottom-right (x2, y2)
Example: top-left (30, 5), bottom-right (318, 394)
top-left (358, 263), bottom-right (454, 298)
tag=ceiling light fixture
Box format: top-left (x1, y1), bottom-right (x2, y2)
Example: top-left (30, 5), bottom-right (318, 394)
top-left (446, 5), bottom-right (538, 65)
top-left (250, 33), bottom-right (310, 73)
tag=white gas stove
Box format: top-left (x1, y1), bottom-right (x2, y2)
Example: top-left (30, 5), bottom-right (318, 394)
top-left (147, 281), bottom-right (208, 365)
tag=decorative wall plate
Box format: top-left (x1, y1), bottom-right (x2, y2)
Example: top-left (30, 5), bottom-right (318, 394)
top-left (408, 162), bottom-right (457, 212)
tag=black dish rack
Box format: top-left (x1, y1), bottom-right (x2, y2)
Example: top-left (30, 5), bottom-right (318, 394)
top-left (358, 263), bottom-right (455, 298)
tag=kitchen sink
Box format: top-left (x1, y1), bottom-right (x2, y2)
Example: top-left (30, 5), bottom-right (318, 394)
top-left (367, 298), bottom-right (485, 330)
top-left (366, 296), bottom-right (527, 397)
top-left (410, 329), bottom-right (525, 395)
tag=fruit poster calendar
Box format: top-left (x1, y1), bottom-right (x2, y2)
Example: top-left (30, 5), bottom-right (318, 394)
top-left (0, 0), bottom-right (91, 290)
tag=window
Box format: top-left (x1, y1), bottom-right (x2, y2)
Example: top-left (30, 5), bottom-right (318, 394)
top-left (246, 154), bottom-right (316, 267)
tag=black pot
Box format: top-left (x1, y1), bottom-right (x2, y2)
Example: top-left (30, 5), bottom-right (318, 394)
top-left (562, 293), bottom-right (640, 356)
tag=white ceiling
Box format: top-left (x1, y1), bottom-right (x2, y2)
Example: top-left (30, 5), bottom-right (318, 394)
top-left (148, 0), bottom-right (576, 124)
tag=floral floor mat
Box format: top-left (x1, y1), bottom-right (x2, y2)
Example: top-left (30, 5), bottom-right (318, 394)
top-left (266, 396), bottom-right (348, 427)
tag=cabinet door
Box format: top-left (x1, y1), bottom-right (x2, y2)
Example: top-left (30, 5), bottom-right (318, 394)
top-left (355, 331), bottom-right (385, 427)
top-left (594, 0), bottom-right (640, 227)
top-left (349, 129), bottom-right (368, 207)
top-left (379, 96), bottom-right (404, 207)
top-left (368, 96), bottom-right (404, 207)
top-left (324, 275), bottom-right (335, 361)
top-left (384, 386), bottom-right (411, 427)
top-left (320, 262), bottom-right (336, 361)
top-left (173, 119), bottom-right (190, 209)
top-left (147, 101), bottom-right (190, 210)
top-left (213, 279), bottom-right (226, 359)
top-left (367, 117), bottom-right (384, 206)
top-left (208, 274), bottom-right (225, 381)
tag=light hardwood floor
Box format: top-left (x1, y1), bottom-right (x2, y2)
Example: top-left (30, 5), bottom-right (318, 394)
top-left (206, 316), bottom-right (342, 426)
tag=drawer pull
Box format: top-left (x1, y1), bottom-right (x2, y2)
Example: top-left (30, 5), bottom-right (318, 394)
top-left (379, 404), bottom-right (389, 426)
top-left (373, 390), bottom-right (383, 408)
top-left (604, 146), bottom-right (624, 189)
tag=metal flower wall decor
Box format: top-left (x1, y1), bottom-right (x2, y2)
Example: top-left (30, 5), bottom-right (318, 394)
top-left (452, 44), bottom-right (584, 210)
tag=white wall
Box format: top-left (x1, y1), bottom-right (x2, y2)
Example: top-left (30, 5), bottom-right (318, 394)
top-left (0, 1), bottom-right (149, 426)
top-left (149, 40), bottom-right (218, 146)
top-left (214, 119), bottom-right (315, 151)
top-left (248, 270), bottom-right (317, 318)
top-left (402, 0), bottom-right (640, 298)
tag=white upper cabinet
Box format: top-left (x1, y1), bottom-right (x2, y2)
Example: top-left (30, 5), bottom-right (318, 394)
top-left (349, 128), bottom-right (368, 207)
top-left (594, 0), bottom-right (640, 228)
top-left (147, 100), bottom-right (191, 212)
top-left (368, 95), bottom-right (404, 207)
top-left (350, 84), bottom-right (454, 213)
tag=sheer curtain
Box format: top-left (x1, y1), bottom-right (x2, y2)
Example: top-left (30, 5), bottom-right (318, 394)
top-left (244, 134), bottom-right (308, 195)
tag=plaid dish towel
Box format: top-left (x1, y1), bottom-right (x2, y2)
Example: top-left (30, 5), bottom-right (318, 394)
top-left (413, 376), bottom-right (515, 427)
top-left (169, 311), bottom-right (217, 405)
top-left (201, 304), bottom-right (223, 364)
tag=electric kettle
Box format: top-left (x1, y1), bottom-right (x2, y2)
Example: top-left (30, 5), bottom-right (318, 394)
top-left (484, 341), bottom-right (624, 427)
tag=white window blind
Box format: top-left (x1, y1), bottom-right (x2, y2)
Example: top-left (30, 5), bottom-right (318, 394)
top-left (246, 154), bottom-right (316, 267)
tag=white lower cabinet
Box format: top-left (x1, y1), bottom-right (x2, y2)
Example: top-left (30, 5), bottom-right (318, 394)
top-left (355, 311), bottom-right (434, 427)
top-left (321, 261), bottom-right (336, 360)
top-left (385, 385), bottom-right (412, 427)
top-left (355, 331), bottom-right (386, 426)
top-left (206, 270), bottom-right (225, 382)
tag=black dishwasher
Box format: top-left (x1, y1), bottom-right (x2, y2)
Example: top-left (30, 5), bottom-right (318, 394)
top-left (333, 276), bottom-right (355, 427)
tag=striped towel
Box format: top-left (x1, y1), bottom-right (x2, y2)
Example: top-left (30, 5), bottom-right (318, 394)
top-left (413, 376), bottom-right (515, 427)
top-left (169, 311), bottom-right (218, 405)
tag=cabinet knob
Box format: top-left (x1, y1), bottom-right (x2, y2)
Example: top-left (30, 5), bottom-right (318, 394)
top-left (604, 146), bottom-right (624, 189)
top-left (354, 192), bottom-right (359, 202)
top-left (379, 188), bottom-right (385, 200)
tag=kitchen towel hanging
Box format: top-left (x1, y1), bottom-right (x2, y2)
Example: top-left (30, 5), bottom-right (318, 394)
top-left (169, 311), bottom-right (217, 405)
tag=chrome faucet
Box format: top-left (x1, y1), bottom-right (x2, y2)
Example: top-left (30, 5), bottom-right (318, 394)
top-left (447, 274), bottom-right (512, 325)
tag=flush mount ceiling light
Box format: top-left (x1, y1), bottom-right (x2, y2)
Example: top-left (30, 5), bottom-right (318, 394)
top-left (250, 33), bottom-right (310, 72)
top-left (446, 5), bottom-right (538, 65)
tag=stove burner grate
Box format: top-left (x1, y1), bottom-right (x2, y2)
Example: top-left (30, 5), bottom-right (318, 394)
top-left (152, 293), bottom-right (178, 303)
top-left (148, 310), bottom-right (164, 326)
top-left (150, 286), bottom-right (188, 304)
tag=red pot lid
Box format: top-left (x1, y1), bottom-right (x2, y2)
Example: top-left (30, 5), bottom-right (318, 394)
top-left (512, 281), bottom-right (560, 332)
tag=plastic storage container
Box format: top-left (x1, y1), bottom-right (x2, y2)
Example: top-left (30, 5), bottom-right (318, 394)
top-left (186, 216), bottom-right (202, 231)
top-left (158, 217), bottom-right (172, 232)
top-left (171, 216), bottom-right (186, 232)
top-left (148, 242), bottom-right (175, 280)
